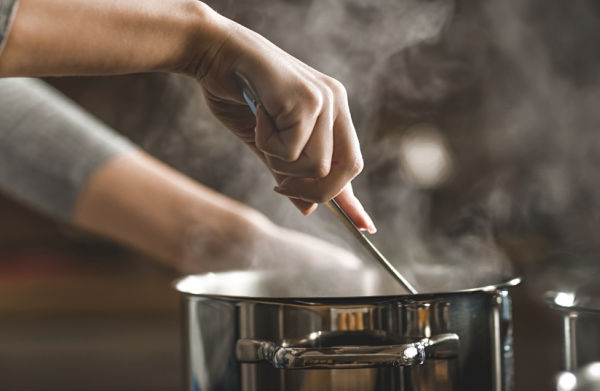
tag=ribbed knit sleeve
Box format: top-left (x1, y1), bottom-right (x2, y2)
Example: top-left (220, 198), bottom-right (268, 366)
top-left (0, 78), bottom-right (135, 221)
top-left (0, 0), bottom-right (18, 56)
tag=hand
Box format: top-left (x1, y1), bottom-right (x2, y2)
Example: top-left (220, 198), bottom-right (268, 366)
top-left (0, 0), bottom-right (375, 232)
top-left (187, 14), bottom-right (376, 233)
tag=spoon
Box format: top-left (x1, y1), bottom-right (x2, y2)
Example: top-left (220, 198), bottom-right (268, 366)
top-left (325, 199), bottom-right (417, 294)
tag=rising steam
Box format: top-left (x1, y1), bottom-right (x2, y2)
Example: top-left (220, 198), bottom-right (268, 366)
top-left (54, 0), bottom-right (600, 294)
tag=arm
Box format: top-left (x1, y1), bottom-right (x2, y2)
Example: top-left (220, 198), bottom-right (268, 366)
top-left (0, 0), bottom-right (217, 76)
top-left (0, 77), bottom-right (362, 272)
top-left (74, 150), bottom-right (362, 272)
top-left (0, 0), bottom-right (375, 232)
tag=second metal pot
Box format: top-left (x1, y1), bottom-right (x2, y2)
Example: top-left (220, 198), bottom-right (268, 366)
top-left (548, 279), bottom-right (600, 372)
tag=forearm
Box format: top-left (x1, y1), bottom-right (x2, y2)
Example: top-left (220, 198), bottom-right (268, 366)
top-left (0, 0), bottom-right (225, 76)
top-left (73, 150), bottom-right (272, 269)
top-left (0, 77), bottom-right (268, 270)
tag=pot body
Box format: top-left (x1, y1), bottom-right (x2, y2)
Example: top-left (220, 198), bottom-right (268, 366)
top-left (177, 272), bottom-right (517, 391)
top-left (559, 309), bottom-right (600, 372)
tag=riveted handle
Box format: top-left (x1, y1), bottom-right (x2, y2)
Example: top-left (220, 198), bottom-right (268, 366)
top-left (236, 333), bottom-right (458, 369)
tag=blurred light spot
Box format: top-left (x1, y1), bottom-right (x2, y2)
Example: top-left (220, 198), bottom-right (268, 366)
top-left (175, 275), bottom-right (205, 294)
top-left (308, 331), bottom-right (321, 341)
top-left (404, 346), bottom-right (419, 359)
top-left (554, 292), bottom-right (576, 308)
top-left (556, 372), bottom-right (577, 391)
top-left (584, 362), bottom-right (600, 379)
top-left (400, 123), bottom-right (452, 189)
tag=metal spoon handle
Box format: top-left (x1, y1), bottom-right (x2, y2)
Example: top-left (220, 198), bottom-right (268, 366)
top-left (326, 200), bottom-right (418, 294)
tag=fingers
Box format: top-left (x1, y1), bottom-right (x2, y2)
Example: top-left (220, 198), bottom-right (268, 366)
top-left (254, 96), bottom-right (318, 162)
top-left (270, 168), bottom-right (317, 214)
top-left (199, 23), bottom-right (368, 221)
top-left (265, 107), bottom-right (333, 178)
top-left (272, 105), bottom-right (363, 204)
top-left (237, 61), bottom-right (366, 218)
top-left (289, 197), bottom-right (318, 215)
top-left (245, 141), bottom-right (318, 215)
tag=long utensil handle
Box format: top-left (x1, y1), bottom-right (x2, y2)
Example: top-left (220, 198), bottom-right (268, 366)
top-left (326, 200), bottom-right (418, 294)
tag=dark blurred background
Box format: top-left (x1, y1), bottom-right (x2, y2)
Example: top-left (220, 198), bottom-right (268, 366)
top-left (3, 0), bottom-right (600, 390)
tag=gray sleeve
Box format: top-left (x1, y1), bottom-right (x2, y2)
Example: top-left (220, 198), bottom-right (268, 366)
top-left (0, 0), bottom-right (18, 55)
top-left (0, 77), bottom-right (135, 221)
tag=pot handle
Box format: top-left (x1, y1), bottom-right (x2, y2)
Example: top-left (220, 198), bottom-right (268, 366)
top-left (236, 333), bottom-right (459, 369)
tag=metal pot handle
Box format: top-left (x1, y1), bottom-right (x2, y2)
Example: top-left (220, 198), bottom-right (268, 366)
top-left (236, 333), bottom-right (459, 369)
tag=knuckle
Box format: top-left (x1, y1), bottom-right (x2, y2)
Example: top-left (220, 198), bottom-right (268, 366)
top-left (308, 160), bottom-right (331, 178)
top-left (283, 147), bottom-right (302, 162)
top-left (278, 140), bottom-right (303, 162)
top-left (278, 98), bottom-right (297, 117)
top-left (323, 88), bottom-right (334, 110)
top-left (256, 129), bottom-right (302, 162)
top-left (303, 88), bottom-right (323, 116)
top-left (327, 77), bottom-right (348, 100)
top-left (348, 156), bottom-right (364, 177)
top-left (282, 134), bottom-right (305, 162)
top-left (277, 130), bottom-right (305, 162)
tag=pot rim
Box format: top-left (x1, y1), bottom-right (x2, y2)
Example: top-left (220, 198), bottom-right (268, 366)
top-left (546, 290), bottom-right (600, 314)
top-left (174, 271), bottom-right (521, 303)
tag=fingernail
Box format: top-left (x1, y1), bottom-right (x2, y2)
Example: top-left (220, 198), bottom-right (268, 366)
top-left (365, 214), bottom-right (377, 234)
top-left (359, 225), bottom-right (377, 234)
top-left (303, 204), bottom-right (318, 215)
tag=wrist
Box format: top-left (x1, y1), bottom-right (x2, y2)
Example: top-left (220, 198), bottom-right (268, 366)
top-left (168, 1), bottom-right (232, 77)
top-left (0, 0), bottom-right (229, 77)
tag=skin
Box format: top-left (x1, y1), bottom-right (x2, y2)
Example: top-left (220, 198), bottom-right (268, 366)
top-left (0, 0), bottom-right (376, 271)
top-left (0, 0), bottom-right (375, 230)
top-left (74, 150), bottom-right (363, 272)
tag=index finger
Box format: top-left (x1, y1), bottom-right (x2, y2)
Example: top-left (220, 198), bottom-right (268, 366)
top-left (333, 185), bottom-right (376, 233)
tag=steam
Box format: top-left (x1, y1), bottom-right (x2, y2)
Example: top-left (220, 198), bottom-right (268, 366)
top-left (53, 0), bottom-right (600, 294)
top-left (227, 0), bottom-right (512, 292)
top-left (179, 220), bottom-right (363, 275)
top-left (153, 0), bottom-right (513, 293)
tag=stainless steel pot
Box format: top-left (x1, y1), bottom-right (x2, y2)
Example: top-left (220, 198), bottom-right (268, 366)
top-left (547, 279), bottom-right (600, 372)
top-left (176, 270), bottom-right (520, 391)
